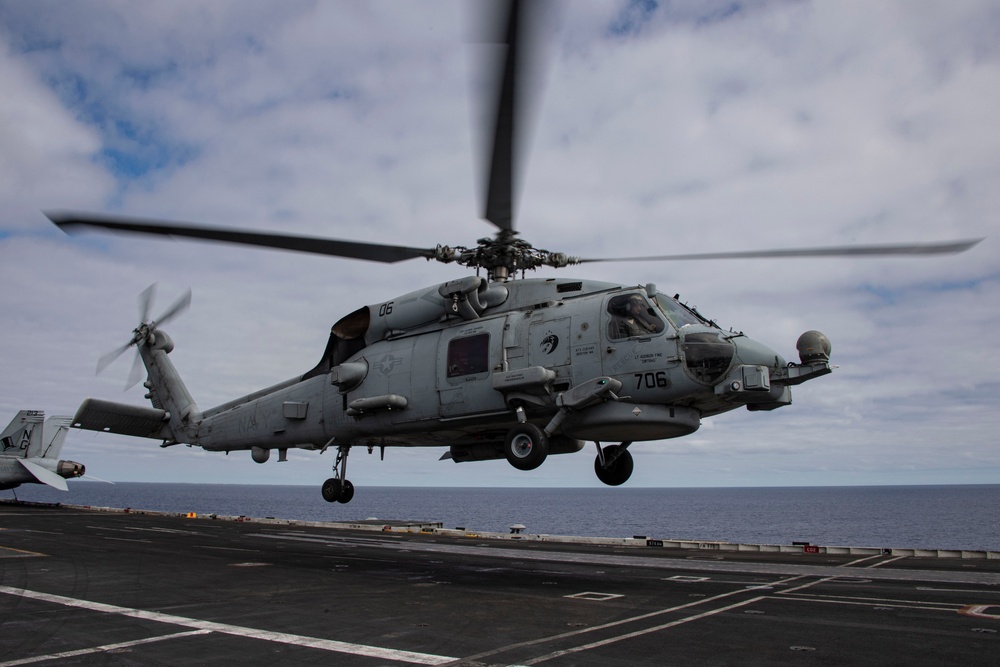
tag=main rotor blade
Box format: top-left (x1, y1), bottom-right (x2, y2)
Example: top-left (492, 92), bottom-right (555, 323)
top-left (477, 0), bottom-right (550, 234)
top-left (575, 239), bottom-right (984, 263)
top-left (480, 0), bottom-right (519, 232)
top-left (48, 212), bottom-right (438, 264)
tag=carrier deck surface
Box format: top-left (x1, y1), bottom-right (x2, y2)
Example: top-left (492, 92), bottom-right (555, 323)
top-left (1, 501), bottom-right (998, 665)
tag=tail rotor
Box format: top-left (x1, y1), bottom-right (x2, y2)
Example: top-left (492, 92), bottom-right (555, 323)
top-left (97, 284), bottom-right (191, 390)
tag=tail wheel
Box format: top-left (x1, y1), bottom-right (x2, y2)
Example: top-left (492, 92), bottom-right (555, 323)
top-left (504, 423), bottom-right (549, 471)
top-left (595, 445), bottom-right (634, 486)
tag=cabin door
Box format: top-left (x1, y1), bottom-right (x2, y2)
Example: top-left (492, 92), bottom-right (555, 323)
top-left (437, 318), bottom-right (508, 418)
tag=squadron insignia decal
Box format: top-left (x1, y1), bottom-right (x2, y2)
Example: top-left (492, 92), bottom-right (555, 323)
top-left (540, 333), bottom-right (559, 355)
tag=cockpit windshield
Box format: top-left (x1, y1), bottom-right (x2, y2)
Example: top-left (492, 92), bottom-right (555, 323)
top-left (652, 295), bottom-right (704, 329)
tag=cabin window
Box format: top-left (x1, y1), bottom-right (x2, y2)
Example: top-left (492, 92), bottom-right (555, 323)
top-left (447, 333), bottom-right (490, 377)
top-left (606, 294), bottom-right (665, 340)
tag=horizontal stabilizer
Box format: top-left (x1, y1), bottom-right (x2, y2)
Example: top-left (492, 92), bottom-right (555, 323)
top-left (71, 399), bottom-right (168, 439)
top-left (18, 459), bottom-right (68, 491)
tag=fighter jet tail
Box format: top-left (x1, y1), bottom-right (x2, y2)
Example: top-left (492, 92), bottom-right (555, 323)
top-left (1, 411), bottom-right (84, 491)
top-left (0, 410), bottom-right (44, 459)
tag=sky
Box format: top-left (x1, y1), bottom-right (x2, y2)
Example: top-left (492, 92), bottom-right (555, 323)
top-left (1, 0), bottom-right (998, 492)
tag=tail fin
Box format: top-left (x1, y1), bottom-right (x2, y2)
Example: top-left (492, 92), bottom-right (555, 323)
top-left (0, 410), bottom-right (44, 459)
top-left (41, 416), bottom-right (73, 459)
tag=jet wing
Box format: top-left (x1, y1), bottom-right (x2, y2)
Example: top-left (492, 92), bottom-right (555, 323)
top-left (71, 399), bottom-right (168, 439)
top-left (18, 458), bottom-right (68, 491)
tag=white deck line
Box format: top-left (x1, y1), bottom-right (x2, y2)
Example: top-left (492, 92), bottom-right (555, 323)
top-left (0, 586), bottom-right (456, 666)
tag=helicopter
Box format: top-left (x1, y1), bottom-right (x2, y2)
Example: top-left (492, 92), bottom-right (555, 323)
top-left (49, 1), bottom-right (981, 503)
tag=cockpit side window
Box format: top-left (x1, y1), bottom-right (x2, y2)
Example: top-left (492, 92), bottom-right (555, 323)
top-left (607, 294), bottom-right (665, 340)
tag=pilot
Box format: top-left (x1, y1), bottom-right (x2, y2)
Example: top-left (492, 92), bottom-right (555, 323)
top-left (611, 295), bottom-right (664, 338)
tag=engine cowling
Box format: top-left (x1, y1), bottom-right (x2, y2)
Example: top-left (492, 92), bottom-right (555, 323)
top-left (333, 278), bottom-right (509, 345)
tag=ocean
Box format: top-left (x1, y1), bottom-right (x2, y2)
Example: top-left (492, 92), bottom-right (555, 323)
top-left (9, 483), bottom-right (999, 552)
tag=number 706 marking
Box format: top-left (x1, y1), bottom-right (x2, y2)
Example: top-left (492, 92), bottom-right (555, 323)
top-left (634, 371), bottom-right (668, 389)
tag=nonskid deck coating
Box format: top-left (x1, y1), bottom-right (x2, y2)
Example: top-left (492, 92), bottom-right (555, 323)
top-left (1, 501), bottom-right (998, 665)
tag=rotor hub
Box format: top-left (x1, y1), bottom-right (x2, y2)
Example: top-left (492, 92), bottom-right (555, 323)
top-left (443, 232), bottom-right (580, 282)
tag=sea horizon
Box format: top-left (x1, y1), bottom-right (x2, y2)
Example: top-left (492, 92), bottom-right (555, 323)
top-left (11, 482), bottom-right (1000, 552)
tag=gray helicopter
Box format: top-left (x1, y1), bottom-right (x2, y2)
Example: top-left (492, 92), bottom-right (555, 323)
top-left (49, 1), bottom-right (980, 503)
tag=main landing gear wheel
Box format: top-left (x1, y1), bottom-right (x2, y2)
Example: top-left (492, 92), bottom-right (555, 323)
top-left (322, 445), bottom-right (356, 503)
top-left (322, 478), bottom-right (355, 503)
top-left (504, 423), bottom-right (549, 471)
top-left (595, 444), bottom-right (634, 486)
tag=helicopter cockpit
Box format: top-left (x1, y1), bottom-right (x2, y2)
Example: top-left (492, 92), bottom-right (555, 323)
top-left (606, 293), bottom-right (666, 339)
top-left (647, 293), bottom-right (737, 384)
top-left (650, 293), bottom-right (705, 329)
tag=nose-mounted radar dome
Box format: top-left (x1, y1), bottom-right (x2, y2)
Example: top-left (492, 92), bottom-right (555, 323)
top-left (796, 330), bottom-right (832, 364)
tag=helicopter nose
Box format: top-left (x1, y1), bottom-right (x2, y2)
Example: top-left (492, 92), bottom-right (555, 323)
top-left (723, 331), bottom-right (834, 398)
top-left (710, 335), bottom-right (788, 400)
top-left (733, 336), bottom-right (786, 370)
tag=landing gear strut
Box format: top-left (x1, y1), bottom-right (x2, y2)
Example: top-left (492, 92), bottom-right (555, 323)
top-left (594, 441), bottom-right (634, 486)
top-left (322, 445), bottom-right (355, 503)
